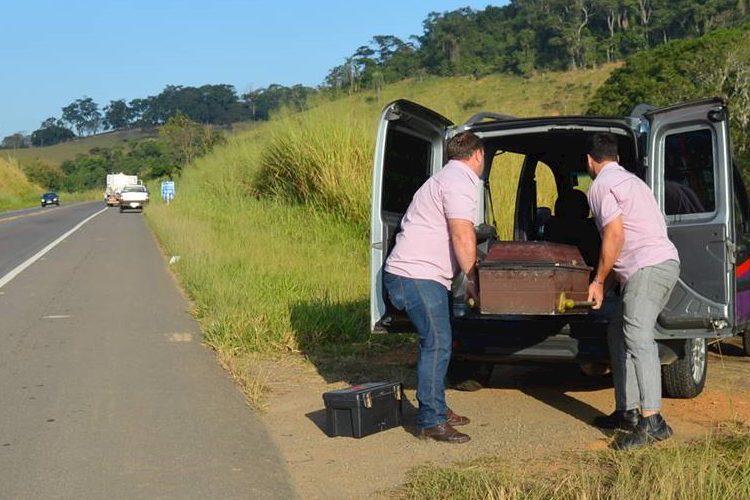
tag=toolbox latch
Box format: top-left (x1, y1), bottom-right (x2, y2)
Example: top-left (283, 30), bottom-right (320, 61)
top-left (393, 384), bottom-right (402, 401)
top-left (363, 392), bottom-right (373, 408)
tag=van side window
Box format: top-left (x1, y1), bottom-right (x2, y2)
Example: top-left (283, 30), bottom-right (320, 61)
top-left (663, 128), bottom-right (716, 215)
top-left (382, 128), bottom-right (432, 214)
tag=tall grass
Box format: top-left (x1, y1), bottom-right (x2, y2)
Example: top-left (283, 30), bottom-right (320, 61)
top-left (0, 156), bottom-right (43, 210)
top-left (253, 65), bottom-right (615, 234)
top-left (255, 104), bottom-right (372, 228)
top-left (399, 431), bottom-right (750, 499)
top-left (146, 131), bottom-right (372, 358)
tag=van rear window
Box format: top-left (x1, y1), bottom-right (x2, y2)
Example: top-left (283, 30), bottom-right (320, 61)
top-left (664, 128), bottom-right (715, 215)
top-left (382, 128), bottom-right (431, 213)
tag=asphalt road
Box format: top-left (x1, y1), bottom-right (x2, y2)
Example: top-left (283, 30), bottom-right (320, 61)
top-left (0, 203), bottom-right (294, 499)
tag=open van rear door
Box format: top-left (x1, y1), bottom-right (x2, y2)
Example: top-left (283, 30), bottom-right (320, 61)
top-left (370, 100), bottom-right (453, 333)
top-left (645, 98), bottom-right (734, 336)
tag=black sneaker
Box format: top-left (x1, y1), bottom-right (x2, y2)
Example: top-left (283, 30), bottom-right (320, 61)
top-left (614, 413), bottom-right (673, 450)
top-left (592, 409), bottom-right (640, 430)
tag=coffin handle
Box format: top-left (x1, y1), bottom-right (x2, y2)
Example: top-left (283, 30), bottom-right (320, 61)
top-left (557, 292), bottom-right (595, 313)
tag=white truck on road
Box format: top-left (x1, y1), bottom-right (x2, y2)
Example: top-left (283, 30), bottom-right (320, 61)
top-left (118, 184), bottom-right (149, 212)
top-left (105, 173), bottom-right (139, 206)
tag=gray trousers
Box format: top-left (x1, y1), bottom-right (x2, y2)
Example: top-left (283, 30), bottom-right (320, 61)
top-left (607, 260), bottom-right (680, 412)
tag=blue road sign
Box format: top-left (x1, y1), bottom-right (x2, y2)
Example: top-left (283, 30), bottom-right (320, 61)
top-left (161, 181), bottom-right (175, 202)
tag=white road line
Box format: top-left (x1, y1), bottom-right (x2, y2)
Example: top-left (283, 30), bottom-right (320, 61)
top-left (0, 207), bottom-right (108, 290)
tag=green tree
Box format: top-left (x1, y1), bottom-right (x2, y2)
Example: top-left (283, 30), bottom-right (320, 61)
top-left (241, 84), bottom-right (316, 120)
top-left (159, 112), bottom-right (224, 172)
top-left (61, 154), bottom-right (109, 191)
top-left (1, 133), bottom-right (29, 149)
top-left (31, 119), bottom-right (75, 146)
top-left (22, 159), bottom-right (64, 190)
top-left (588, 25), bottom-right (750, 173)
top-left (103, 99), bottom-right (134, 130)
top-left (62, 96), bottom-right (102, 136)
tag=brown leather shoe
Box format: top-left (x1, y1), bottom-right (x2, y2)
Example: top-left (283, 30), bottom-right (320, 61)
top-left (419, 423), bottom-right (470, 443)
top-left (446, 408), bottom-right (470, 426)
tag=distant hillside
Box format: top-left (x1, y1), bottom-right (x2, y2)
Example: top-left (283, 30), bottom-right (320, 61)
top-left (3, 128), bottom-right (155, 166)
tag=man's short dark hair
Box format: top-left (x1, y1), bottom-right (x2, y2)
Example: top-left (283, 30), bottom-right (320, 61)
top-left (447, 131), bottom-right (483, 160)
top-left (587, 133), bottom-right (619, 162)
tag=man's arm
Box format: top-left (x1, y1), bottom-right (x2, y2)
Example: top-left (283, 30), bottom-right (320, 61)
top-left (448, 218), bottom-right (478, 300)
top-left (588, 215), bottom-right (624, 309)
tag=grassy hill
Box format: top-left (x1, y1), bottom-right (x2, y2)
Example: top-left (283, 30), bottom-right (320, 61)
top-left (1, 128), bottom-right (155, 166)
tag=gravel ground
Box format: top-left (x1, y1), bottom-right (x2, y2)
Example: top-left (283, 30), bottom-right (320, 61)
top-left (258, 337), bottom-right (750, 499)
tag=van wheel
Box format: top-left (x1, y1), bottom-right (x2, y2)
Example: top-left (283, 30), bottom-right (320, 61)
top-left (447, 360), bottom-right (493, 392)
top-left (662, 338), bottom-right (707, 398)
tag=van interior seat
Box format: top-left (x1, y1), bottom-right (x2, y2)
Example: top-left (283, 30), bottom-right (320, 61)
top-left (544, 189), bottom-right (601, 269)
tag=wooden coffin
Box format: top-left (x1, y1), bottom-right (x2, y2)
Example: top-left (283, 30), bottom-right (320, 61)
top-left (477, 241), bottom-right (593, 315)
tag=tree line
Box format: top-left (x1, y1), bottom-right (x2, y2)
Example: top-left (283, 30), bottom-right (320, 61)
top-left (1, 83), bottom-right (316, 148)
top-left (325, 0), bottom-right (750, 91)
top-left (22, 112), bottom-right (225, 192)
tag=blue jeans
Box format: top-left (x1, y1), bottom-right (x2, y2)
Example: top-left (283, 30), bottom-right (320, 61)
top-left (383, 272), bottom-right (452, 429)
top-left (608, 260), bottom-right (680, 412)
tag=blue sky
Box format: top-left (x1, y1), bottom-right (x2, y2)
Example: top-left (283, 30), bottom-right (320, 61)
top-left (0, 0), bottom-right (505, 138)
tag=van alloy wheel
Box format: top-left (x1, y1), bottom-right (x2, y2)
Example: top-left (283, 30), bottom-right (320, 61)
top-left (689, 338), bottom-right (707, 384)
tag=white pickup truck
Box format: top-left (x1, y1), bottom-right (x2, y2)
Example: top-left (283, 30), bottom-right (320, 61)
top-left (118, 184), bottom-right (149, 212)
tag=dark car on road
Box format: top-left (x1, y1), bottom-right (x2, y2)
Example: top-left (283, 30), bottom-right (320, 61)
top-left (41, 192), bottom-right (60, 207)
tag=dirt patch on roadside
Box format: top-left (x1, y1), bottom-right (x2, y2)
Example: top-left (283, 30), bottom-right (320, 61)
top-left (256, 338), bottom-right (750, 499)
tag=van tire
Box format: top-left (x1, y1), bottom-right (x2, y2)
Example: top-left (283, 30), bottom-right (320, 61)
top-left (662, 338), bottom-right (707, 399)
top-left (447, 360), bottom-right (493, 392)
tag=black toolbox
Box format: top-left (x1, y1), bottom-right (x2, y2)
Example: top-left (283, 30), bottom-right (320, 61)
top-left (322, 382), bottom-right (403, 438)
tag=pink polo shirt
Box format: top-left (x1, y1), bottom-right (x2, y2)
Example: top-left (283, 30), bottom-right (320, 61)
top-left (384, 159), bottom-right (481, 289)
top-left (587, 162), bottom-right (679, 283)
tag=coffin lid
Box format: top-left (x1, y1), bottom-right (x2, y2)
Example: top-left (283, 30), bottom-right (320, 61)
top-left (480, 242), bottom-right (591, 271)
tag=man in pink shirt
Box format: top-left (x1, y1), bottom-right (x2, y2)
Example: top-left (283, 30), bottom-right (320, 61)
top-left (383, 131), bottom-right (483, 444)
top-left (585, 133), bottom-right (680, 450)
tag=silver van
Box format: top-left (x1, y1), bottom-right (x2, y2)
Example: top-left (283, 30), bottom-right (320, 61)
top-left (370, 97), bottom-right (750, 399)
